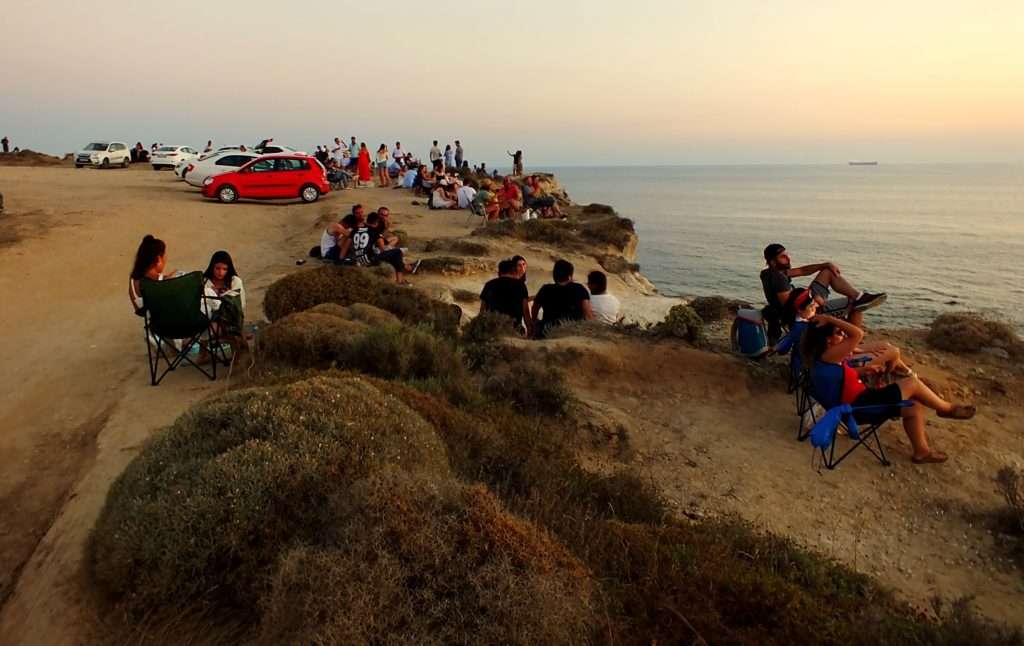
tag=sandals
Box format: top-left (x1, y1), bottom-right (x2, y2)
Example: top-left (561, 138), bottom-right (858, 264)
top-left (938, 405), bottom-right (976, 420)
top-left (912, 451), bottom-right (948, 464)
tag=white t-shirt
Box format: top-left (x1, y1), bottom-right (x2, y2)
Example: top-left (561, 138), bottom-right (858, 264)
top-left (321, 227), bottom-right (339, 258)
top-left (590, 293), bottom-right (621, 324)
top-left (429, 146), bottom-right (441, 161)
top-left (332, 143), bottom-right (346, 162)
top-left (393, 147), bottom-right (404, 161)
top-left (457, 185), bottom-right (477, 209)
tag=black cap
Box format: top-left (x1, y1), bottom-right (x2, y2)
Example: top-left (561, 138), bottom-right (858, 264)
top-left (764, 243), bottom-right (785, 262)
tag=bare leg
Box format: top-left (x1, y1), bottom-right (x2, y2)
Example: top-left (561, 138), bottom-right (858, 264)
top-left (900, 402), bottom-right (937, 459)
top-left (896, 375), bottom-right (954, 414)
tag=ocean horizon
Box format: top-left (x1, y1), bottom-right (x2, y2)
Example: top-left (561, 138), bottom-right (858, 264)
top-left (528, 163), bottom-right (1024, 331)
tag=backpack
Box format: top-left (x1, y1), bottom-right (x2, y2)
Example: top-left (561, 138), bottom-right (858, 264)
top-left (731, 308), bottom-right (771, 359)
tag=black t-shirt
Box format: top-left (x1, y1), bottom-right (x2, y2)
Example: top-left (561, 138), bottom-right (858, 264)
top-left (480, 276), bottom-right (529, 325)
top-left (348, 226), bottom-right (380, 266)
top-left (760, 268), bottom-right (792, 311)
top-left (534, 282), bottom-right (590, 325)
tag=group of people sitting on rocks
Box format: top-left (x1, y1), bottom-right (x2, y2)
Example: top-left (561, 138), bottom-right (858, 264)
top-left (318, 204), bottom-right (420, 285)
top-left (128, 235), bottom-right (247, 360)
top-left (480, 257), bottom-right (621, 338)
top-left (761, 242), bottom-right (976, 464)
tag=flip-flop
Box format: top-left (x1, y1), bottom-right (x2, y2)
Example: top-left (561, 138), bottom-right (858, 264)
top-left (912, 451), bottom-right (948, 464)
top-left (938, 405), bottom-right (976, 420)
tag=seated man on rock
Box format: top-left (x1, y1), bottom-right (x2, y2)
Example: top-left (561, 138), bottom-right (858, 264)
top-left (338, 211), bottom-right (419, 285)
top-left (531, 259), bottom-right (593, 338)
top-left (320, 205), bottom-right (362, 261)
top-left (761, 242), bottom-right (886, 329)
top-left (586, 270), bottom-right (620, 324)
top-left (480, 259), bottom-right (533, 337)
top-left (497, 176), bottom-right (523, 220)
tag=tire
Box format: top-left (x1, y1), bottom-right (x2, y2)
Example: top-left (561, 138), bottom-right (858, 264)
top-left (300, 184), bottom-right (320, 203)
top-left (217, 185), bottom-right (238, 204)
top-left (152, 165), bottom-right (159, 171)
top-left (101, 157), bottom-right (110, 168)
top-left (75, 164), bottom-right (83, 168)
top-left (121, 157), bottom-right (129, 168)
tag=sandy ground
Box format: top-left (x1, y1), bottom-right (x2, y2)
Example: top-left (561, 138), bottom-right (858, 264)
top-left (0, 166), bottom-right (1021, 642)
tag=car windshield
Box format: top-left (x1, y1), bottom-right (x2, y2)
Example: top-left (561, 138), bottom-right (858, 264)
top-left (158, 146), bottom-right (178, 152)
top-left (84, 143), bottom-right (108, 151)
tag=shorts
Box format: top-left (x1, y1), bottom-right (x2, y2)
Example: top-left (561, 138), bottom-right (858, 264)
top-left (851, 383), bottom-right (903, 425)
top-left (809, 280), bottom-right (849, 315)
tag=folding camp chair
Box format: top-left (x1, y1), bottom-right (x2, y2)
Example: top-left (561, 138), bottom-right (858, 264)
top-left (804, 361), bottom-right (912, 469)
top-left (139, 271), bottom-right (228, 386)
top-left (465, 200), bottom-right (487, 227)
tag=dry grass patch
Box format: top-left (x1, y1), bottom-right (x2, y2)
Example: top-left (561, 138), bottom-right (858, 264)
top-left (927, 312), bottom-right (1022, 356)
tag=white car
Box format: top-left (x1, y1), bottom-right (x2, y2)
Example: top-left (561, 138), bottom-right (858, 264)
top-left (183, 151), bottom-right (260, 187)
top-left (152, 145), bottom-right (199, 171)
top-left (74, 142), bottom-right (131, 168)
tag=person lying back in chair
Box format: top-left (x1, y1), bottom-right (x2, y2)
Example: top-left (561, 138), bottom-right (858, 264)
top-left (801, 314), bottom-right (975, 464)
top-left (761, 243), bottom-right (886, 329)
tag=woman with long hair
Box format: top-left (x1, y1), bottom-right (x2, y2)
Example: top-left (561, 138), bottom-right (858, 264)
top-left (357, 142), bottom-right (372, 187)
top-left (128, 235), bottom-right (171, 313)
top-left (801, 314), bottom-right (975, 464)
top-left (203, 250), bottom-right (246, 348)
top-left (376, 144), bottom-right (390, 187)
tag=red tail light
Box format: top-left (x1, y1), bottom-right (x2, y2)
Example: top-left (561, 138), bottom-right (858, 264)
top-left (186, 164), bottom-right (194, 172)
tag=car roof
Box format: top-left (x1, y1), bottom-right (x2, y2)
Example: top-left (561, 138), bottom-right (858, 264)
top-left (253, 152), bottom-right (312, 159)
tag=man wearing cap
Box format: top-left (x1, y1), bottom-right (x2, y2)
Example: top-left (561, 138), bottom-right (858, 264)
top-left (760, 243), bottom-right (885, 329)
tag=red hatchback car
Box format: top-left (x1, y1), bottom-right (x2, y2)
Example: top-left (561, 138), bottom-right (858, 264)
top-left (201, 154), bottom-right (329, 204)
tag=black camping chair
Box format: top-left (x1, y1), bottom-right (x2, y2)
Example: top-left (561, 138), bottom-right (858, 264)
top-left (139, 271), bottom-right (228, 386)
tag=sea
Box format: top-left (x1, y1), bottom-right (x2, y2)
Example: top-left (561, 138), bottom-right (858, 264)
top-left (540, 164), bottom-right (1024, 331)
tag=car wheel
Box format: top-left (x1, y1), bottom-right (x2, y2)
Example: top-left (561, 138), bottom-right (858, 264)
top-left (121, 157), bottom-right (129, 168)
top-left (218, 185), bottom-right (238, 204)
top-left (152, 165), bottom-right (159, 171)
top-left (300, 184), bottom-right (320, 203)
top-left (101, 157), bottom-right (110, 168)
top-left (75, 164), bottom-right (83, 168)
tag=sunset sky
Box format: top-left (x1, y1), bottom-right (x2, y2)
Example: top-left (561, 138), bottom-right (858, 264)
top-left (2, 0), bottom-right (1022, 165)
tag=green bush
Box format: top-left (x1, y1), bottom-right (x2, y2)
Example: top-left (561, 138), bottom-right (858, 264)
top-left (463, 310), bottom-right (520, 344)
top-left (89, 376), bottom-right (451, 616)
top-left (257, 471), bottom-right (596, 646)
top-left (262, 265), bottom-right (462, 336)
top-left (690, 295), bottom-right (744, 322)
top-left (660, 304), bottom-right (704, 343)
top-left (482, 355), bottom-right (574, 417)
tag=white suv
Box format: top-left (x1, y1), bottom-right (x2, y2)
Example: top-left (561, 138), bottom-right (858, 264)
top-left (74, 142), bottom-right (131, 168)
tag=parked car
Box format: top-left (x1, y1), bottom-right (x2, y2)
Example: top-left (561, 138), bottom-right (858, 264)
top-left (183, 151), bottom-right (260, 187)
top-left (152, 145), bottom-right (199, 170)
top-left (74, 142), bottom-right (131, 168)
top-left (255, 143), bottom-right (299, 155)
top-left (201, 154), bottom-right (329, 204)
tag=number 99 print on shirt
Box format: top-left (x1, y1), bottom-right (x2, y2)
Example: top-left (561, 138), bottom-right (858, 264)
top-left (349, 226), bottom-right (379, 266)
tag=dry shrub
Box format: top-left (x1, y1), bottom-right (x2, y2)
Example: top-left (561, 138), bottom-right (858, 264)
top-left (424, 238), bottom-right (490, 256)
top-left (307, 301), bottom-right (399, 326)
top-left (451, 287), bottom-right (479, 303)
top-left (690, 295), bottom-right (746, 322)
top-left (660, 304), bottom-right (705, 343)
top-left (417, 255), bottom-right (491, 275)
top-left (926, 312), bottom-right (1022, 356)
top-left (482, 355), bottom-right (574, 416)
top-left (578, 215), bottom-right (635, 251)
top-left (259, 312), bottom-right (367, 367)
top-left (581, 203), bottom-right (616, 215)
top-left (597, 254), bottom-right (640, 274)
top-left (462, 310), bottom-right (520, 344)
top-left (258, 471), bottom-right (595, 646)
top-left (89, 376), bottom-right (451, 617)
top-left (997, 466), bottom-right (1024, 533)
top-left (262, 265), bottom-right (462, 336)
top-left (475, 219), bottom-right (579, 246)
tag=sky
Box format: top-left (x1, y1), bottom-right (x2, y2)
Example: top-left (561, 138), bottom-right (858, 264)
top-left (1, 0), bottom-right (1022, 166)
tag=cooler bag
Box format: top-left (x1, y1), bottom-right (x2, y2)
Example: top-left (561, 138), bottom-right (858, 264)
top-left (731, 308), bottom-right (771, 358)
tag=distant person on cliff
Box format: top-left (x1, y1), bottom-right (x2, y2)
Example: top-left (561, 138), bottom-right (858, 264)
top-left (203, 140), bottom-right (214, 153)
top-left (531, 259), bottom-right (593, 338)
top-left (454, 140), bottom-right (464, 169)
top-left (376, 144), bottom-right (391, 187)
top-left (392, 141), bottom-right (405, 168)
top-left (480, 259), bottom-right (533, 336)
top-left (761, 243), bottom-right (886, 330)
top-left (429, 140), bottom-right (442, 166)
top-left (525, 175), bottom-right (562, 218)
top-left (1, 136), bottom-right (8, 153)
top-left (444, 144), bottom-right (454, 171)
top-left (587, 271), bottom-right (621, 324)
top-left (802, 313), bottom-right (975, 464)
top-left (507, 149), bottom-right (523, 176)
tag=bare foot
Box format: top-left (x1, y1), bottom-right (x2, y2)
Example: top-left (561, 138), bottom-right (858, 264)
top-left (912, 450), bottom-right (948, 464)
top-left (938, 404), bottom-right (975, 420)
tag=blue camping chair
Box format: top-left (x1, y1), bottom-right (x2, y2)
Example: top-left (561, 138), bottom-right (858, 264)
top-left (804, 360), bottom-right (913, 469)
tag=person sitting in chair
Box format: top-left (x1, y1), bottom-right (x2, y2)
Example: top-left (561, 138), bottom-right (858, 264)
top-left (129, 235), bottom-right (173, 313)
top-left (802, 314), bottom-right (975, 464)
top-left (203, 250), bottom-right (246, 352)
top-left (761, 243), bottom-right (886, 329)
